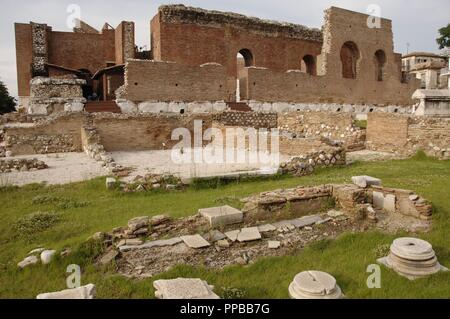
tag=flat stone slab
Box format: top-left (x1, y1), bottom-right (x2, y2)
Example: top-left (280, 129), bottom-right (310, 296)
top-left (202, 230), bottom-right (226, 242)
top-left (119, 237), bottom-right (183, 252)
top-left (290, 215), bottom-right (323, 228)
top-left (18, 255), bottom-right (39, 268)
top-left (272, 220), bottom-right (295, 230)
top-left (237, 227), bottom-right (261, 242)
top-left (352, 176), bottom-right (382, 188)
top-left (181, 234), bottom-right (211, 249)
top-left (225, 230), bottom-right (240, 242)
top-left (199, 205), bottom-right (243, 228)
top-left (37, 284), bottom-right (96, 299)
top-left (153, 278), bottom-right (219, 299)
top-left (289, 271), bottom-right (343, 299)
top-left (258, 224), bottom-right (276, 233)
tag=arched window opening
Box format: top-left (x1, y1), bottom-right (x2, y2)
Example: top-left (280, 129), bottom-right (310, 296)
top-left (374, 50), bottom-right (386, 81)
top-left (301, 55), bottom-right (316, 75)
top-left (238, 49), bottom-right (254, 67)
top-left (340, 41), bottom-right (359, 79)
top-left (236, 49), bottom-right (254, 102)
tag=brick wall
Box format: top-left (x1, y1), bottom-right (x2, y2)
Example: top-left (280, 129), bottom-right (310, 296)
top-left (366, 113), bottom-right (450, 159)
top-left (121, 60), bottom-right (227, 102)
top-left (93, 113), bottom-right (213, 151)
top-left (244, 66), bottom-right (418, 105)
top-left (152, 5), bottom-right (323, 99)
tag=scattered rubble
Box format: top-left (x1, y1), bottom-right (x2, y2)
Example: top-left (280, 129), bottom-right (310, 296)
top-left (0, 158), bottom-right (48, 173)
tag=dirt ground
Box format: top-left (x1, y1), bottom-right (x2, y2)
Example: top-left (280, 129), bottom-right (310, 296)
top-left (1, 153), bottom-right (107, 186)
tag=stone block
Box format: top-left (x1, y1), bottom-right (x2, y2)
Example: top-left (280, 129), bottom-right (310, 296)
top-left (106, 177), bottom-right (116, 189)
top-left (372, 191), bottom-right (385, 209)
top-left (40, 250), bottom-right (56, 265)
top-left (384, 194), bottom-right (396, 213)
top-left (237, 227), bottom-right (261, 242)
top-left (225, 230), bottom-right (240, 242)
top-left (352, 176), bottom-right (382, 188)
top-left (153, 278), bottom-right (219, 299)
top-left (119, 237), bottom-right (182, 252)
top-left (199, 205), bottom-right (243, 228)
top-left (36, 284), bottom-right (96, 299)
top-left (181, 234), bottom-right (211, 249)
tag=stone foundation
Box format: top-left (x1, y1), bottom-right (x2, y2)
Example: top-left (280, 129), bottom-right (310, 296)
top-left (28, 76), bottom-right (86, 115)
top-left (0, 158), bottom-right (48, 173)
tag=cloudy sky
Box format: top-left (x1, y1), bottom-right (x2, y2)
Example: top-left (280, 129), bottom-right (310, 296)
top-left (1, 0), bottom-right (448, 97)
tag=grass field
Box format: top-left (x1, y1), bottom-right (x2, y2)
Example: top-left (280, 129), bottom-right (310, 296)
top-left (0, 153), bottom-right (449, 299)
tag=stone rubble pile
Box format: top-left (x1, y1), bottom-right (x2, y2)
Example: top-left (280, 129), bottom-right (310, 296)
top-left (153, 278), bottom-right (219, 299)
top-left (289, 271), bottom-right (343, 299)
top-left (0, 158), bottom-right (48, 173)
top-left (377, 237), bottom-right (448, 279)
top-left (280, 148), bottom-right (346, 176)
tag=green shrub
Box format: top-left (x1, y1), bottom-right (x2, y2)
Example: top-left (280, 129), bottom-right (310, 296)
top-left (13, 211), bottom-right (60, 238)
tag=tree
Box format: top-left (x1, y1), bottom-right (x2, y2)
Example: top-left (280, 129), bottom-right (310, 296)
top-left (437, 24), bottom-right (450, 50)
top-left (0, 79), bottom-right (16, 114)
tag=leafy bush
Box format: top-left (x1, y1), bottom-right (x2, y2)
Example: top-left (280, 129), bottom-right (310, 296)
top-left (13, 212), bottom-right (60, 238)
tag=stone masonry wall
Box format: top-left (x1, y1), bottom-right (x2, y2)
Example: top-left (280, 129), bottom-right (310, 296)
top-left (366, 113), bottom-right (450, 159)
top-left (278, 112), bottom-right (365, 151)
top-left (212, 111), bottom-right (278, 129)
top-left (28, 76), bottom-right (86, 115)
top-left (3, 113), bottom-right (85, 155)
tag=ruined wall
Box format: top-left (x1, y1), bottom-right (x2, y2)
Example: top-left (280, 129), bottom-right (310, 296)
top-left (243, 66), bottom-right (418, 105)
top-left (115, 21), bottom-right (135, 64)
top-left (212, 111), bottom-right (277, 129)
top-left (92, 113), bottom-right (212, 151)
top-left (28, 77), bottom-right (86, 115)
top-left (151, 5), bottom-right (323, 99)
top-left (48, 30), bottom-right (116, 75)
top-left (278, 111), bottom-right (365, 150)
top-left (121, 60), bottom-right (227, 102)
top-left (15, 22), bottom-right (119, 98)
top-left (366, 113), bottom-right (450, 159)
top-left (3, 113), bottom-right (85, 155)
top-left (15, 23), bottom-right (34, 97)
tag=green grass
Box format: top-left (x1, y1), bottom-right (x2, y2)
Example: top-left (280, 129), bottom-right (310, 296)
top-left (0, 155), bottom-right (449, 298)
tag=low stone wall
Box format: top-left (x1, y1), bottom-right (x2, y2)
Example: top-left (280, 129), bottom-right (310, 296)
top-left (212, 111), bottom-right (277, 129)
top-left (116, 100), bottom-right (227, 114)
top-left (278, 111), bottom-right (366, 151)
top-left (242, 183), bottom-right (431, 221)
top-left (248, 101), bottom-right (414, 118)
top-left (28, 77), bottom-right (86, 115)
top-left (3, 113), bottom-right (85, 155)
top-left (0, 158), bottom-right (48, 173)
top-left (366, 113), bottom-right (450, 159)
top-left (280, 147), bottom-right (346, 176)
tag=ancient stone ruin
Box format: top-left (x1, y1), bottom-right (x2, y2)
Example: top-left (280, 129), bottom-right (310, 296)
top-left (289, 271), bottom-right (344, 299)
top-left (377, 238), bottom-right (448, 280)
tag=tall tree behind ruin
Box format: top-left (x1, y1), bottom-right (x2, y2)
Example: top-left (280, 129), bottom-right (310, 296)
top-left (437, 24), bottom-right (450, 49)
top-left (0, 79), bottom-right (16, 114)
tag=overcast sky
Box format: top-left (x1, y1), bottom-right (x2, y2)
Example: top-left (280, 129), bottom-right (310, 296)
top-left (1, 0), bottom-right (448, 97)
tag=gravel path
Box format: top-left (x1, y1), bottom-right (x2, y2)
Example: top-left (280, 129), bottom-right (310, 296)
top-left (1, 153), bottom-right (107, 186)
